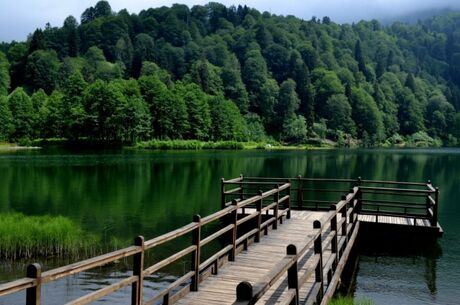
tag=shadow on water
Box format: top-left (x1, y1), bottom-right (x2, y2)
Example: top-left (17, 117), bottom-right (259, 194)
top-left (339, 227), bottom-right (443, 304)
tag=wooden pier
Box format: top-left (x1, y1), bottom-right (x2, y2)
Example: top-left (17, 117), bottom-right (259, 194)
top-left (0, 176), bottom-right (442, 305)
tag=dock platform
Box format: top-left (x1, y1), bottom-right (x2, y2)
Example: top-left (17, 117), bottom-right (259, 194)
top-left (0, 176), bottom-right (443, 305)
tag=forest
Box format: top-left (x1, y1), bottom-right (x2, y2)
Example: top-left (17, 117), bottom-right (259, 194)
top-left (1, 1), bottom-right (460, 147)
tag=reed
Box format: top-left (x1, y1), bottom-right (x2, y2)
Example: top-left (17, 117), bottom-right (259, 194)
top-left (0, 213), bottom-right (98, 259)
top-left (202, 141), bottom-right (244, 149)
top-left (328, 296), bottom-right (374, 305)
top-left (136, 139), bottom-right (245, 150)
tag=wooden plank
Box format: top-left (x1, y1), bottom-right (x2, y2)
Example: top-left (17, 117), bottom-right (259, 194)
top-left (176, 210), bottom-right (325, 305)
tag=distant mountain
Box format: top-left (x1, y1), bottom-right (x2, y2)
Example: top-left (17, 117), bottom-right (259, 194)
top-left (380, 7), bottom-right (460, 25)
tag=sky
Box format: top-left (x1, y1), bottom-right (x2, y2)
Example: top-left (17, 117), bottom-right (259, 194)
top-left (1, 0), bottom-right (460, 42)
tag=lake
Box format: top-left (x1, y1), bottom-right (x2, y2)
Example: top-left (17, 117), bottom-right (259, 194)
top-left (0, 148), bottom-right (459, 304)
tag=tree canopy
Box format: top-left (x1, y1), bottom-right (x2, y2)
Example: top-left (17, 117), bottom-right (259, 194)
top-left (1, 1), bottom-right (460, 146)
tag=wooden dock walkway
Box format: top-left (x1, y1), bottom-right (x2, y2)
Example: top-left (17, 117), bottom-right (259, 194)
top-left (0, 176), bottom-right (442, 305)
top-left (176, 210), bottom-right (326, 305)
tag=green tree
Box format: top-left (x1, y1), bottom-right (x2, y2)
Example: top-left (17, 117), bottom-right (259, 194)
top-left (28, 29), bottom-right (47, 53)
top-left (259, 78), bottom-right (280, 131)
top-left (282, 115), bottom-right (308, 143)
top-left (25, 50), bottom-right (60, 93)
top-left (324, 94), bottom-right (356, 135)
top-left (209, 95), bottom-right (245, 141)
top-left (82, 80), bottom-right (121, 141)
top-left (38, 90), bottom-right (64, 138)
top-left (174, 82), bottom-right (211, 140)
top-left (244, 113), bottom-right (267, 141)
top-left (0, 52), bottom-right (10, 95)
top-left (351, 87), bottom-right (384, 142)
top-left (313, 68), bottom-right (344, 118)
top-left (277, 79), bottom-right (300, 120)
top-left (404, 73), bottom-right (416, 92)
top-left (263, 44), bottom-right (290, 82)
top-left (94, 1), bottom-right (112, 18)
top-left (291, 52), bottom-right (315, 129)
top-left (242, 49), bottom-right (269, 113)
top-left (140, 61), bottom-right (172, 85)
top-left (82, 46), bottom-right (122, 82)
top-left (7, 42), bottom-right (28, 90)
top-left (111, 79), bottom-right (151, 142)
top-left (221, 55), bottom-right (249, 113)
top-left (189, 59), bottom-right (223, 95)
top-left (139, 75), bottom-right (188, 138)
top-left (373, 81), bottom-right (399, 136)
top-left (8, 87), bottom-right (34, 141)
top-left (115, 34), bottom-right (134, 76)
top-left (0, 96), bottom-right (13, 141)
top-left (454, 113), bottom-right (460, 141)
top-left (61, 72), bottom-right (88, 139)
top-left (397, 88), bottom-right (425, 135)
top-left (31, 89), bottom-right (48, 138)
top-left (63, 16), bottom-right (80, 57)
top-left (426, 92), bottom-right (455, 137)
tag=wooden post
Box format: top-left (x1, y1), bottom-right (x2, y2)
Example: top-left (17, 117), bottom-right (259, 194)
top-left (26, 263), bottom-right (41, 305)
top-left (191, 215), bottom-right (201, 291)
top-left (356, 177), bottom-right (362, 212)
top-left (287, 244), bottom-right (299, 305)
top-left (230, 199), bottom-right (238, 261)
top-left (240, 174), bottom-right (244, 201)
top-left (426, 180), bottom-right (431, 213)
top-left (273, 186), bottom-right (279, 230)
top-left (286, 180), bottom-right (291, 219)
top-left (255, 190), bottom-right (263, 243)
top-left (313, 220), bottom-right (324, 302)
top-left (341, 195), bottom-right (348, 244)
top-left (236, 281), bottom-right (253, 301)
top-left (349, 188), bottom-right (355, 228)
top-left (297, 175), bottom-right (303, 209)
top-left (221, 178), bottom-right (226, 209)
top-left (131, 236), bottom-right (144, 305)
top-left (433, 187), bottom-right (439, 227)
top-left (330, 204), bottom-right (338, 268)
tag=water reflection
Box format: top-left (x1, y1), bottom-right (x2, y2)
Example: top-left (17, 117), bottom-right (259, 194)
top-left (0, 148), bottom-right (459, 304)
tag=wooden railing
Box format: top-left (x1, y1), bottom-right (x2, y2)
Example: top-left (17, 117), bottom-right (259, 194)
top-left (0, 182), bottom-right (291, 305)
top-left (1, 176), bottom-right (440, 305)
top-left (223, 176), bottom-right (440, 228)
top-left (358, 179), bottom-right (439, 227)
top-left (232, 187), bottom-right (360, 305)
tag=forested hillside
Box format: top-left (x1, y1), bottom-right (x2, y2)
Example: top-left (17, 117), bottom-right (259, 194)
top-left (1, 1), bottom-right (460, 146)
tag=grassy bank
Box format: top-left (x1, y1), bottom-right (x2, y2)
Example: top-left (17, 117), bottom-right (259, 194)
top-left (329, 296), bottom-right (373, 305)
top-left (0, 213), bottom-right (98, 259)
top-left (0, 142), bottom-right (41, 151)
top-left (135, 139), bottom-right (333, 150)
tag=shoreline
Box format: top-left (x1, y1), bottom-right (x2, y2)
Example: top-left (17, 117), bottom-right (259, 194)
top-left (0, 139), bottom-right (450, 152)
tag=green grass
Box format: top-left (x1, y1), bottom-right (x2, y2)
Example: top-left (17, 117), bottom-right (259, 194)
top-left (328, 296), bottom-right (374, 305)
top-left (135, 139), bottom-right (332, 150)
top-left (136, 139), bottom-right (246, 150)
top-left (0, 213), bottom-right (98, 259)
top-left (0, 142), bottom-right (14, 149)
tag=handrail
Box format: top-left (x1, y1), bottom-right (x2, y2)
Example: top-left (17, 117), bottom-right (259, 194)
top-left (233, 186), bottom-right (359, 305)
top-left (359, 186), bottom-right (434, 194)
top-left (1, 181), bottom-right (292, 305)
top-left (1, 176), bottom-right (440, 305)
top-left (41, 246), bottom-right (141, 283)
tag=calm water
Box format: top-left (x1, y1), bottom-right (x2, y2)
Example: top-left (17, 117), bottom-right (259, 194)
top-left (0, 148), bottom-right (459, 304)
